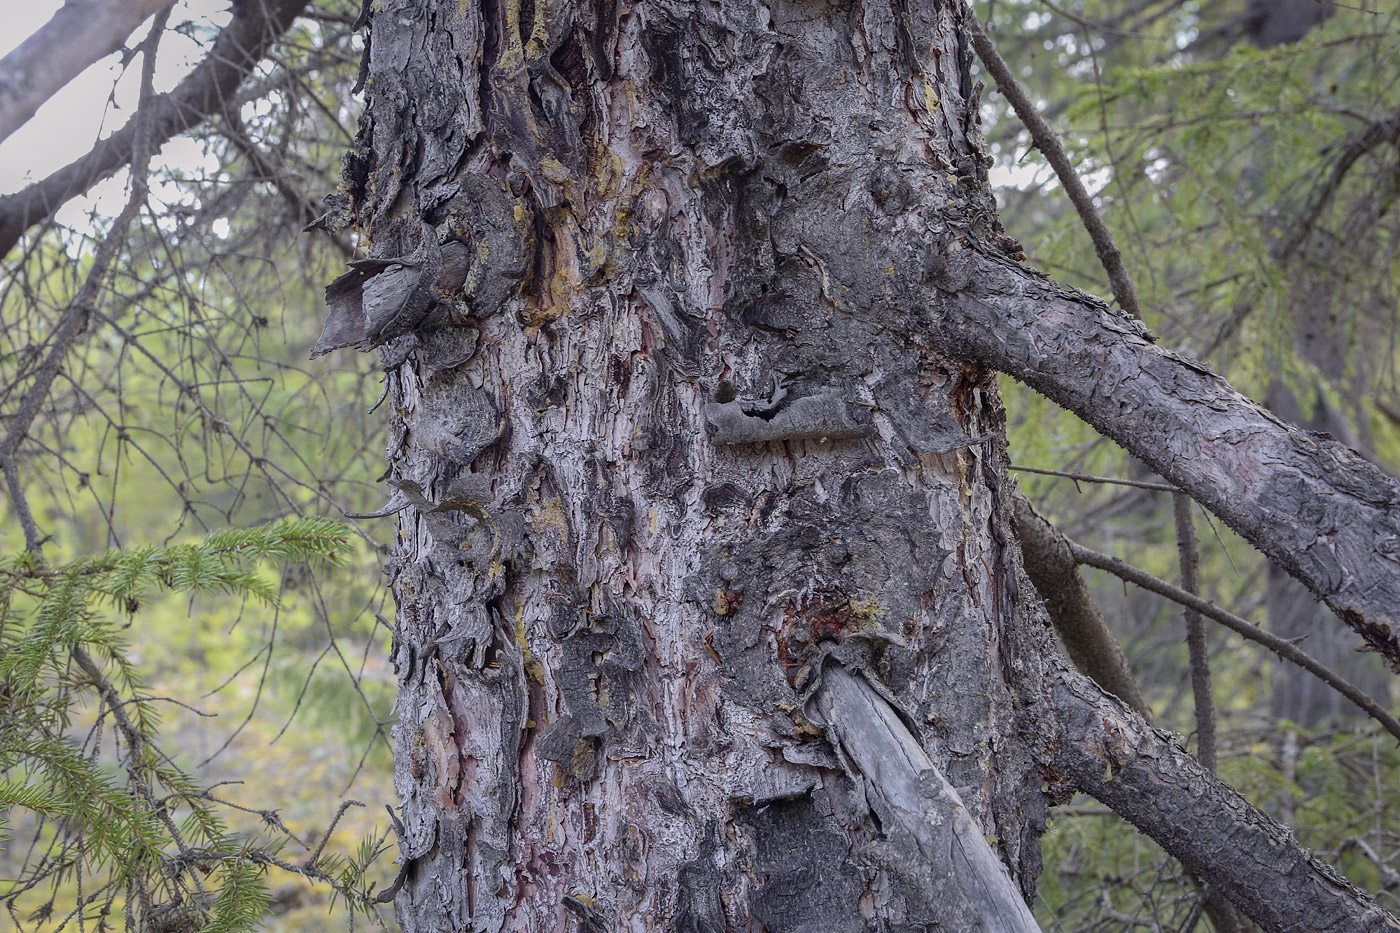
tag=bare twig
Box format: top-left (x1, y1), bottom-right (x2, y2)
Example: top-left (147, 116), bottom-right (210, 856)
top-left (0, 4), bottom-right (166, 552)
top-left (965, 5), bottom-right (1144, 320)
top-left (1010, 464), bottom-right (1178, 492)
top-left (1174, 493), bottom-right (1216, 773)
top-left (1069, 540), bottom-right (1400, 743)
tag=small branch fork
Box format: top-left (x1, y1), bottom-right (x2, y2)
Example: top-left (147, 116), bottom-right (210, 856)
top-left (0, 5), bottom-right (166, 554)
top-left (1014, 467), bottom-right (1400, 742)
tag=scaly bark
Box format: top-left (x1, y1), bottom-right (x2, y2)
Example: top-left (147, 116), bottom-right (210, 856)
top-left (1038, 647), bottom-right (1400, 932)
top-left (342, 0), bottom-right (1044, 928)
top-left (324, 0), bottom-right (1400, 929)
top-left (935, 254), bottom-right (1400, 669)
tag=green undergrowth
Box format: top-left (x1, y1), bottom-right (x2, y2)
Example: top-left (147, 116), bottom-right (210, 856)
top-left (0, 519), bottom-right (396, 932)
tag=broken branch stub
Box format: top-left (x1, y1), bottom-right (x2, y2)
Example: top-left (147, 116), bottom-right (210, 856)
top-left (809, 663), bottom-right (1043, 933)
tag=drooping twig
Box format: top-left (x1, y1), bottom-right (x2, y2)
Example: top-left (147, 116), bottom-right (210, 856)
top-left (0, 4), bottom-right (167, 554)
top-left (1068, 540), bottom-right (1400, 743)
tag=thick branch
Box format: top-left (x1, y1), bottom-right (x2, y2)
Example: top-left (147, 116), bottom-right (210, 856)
top-left (0, 0), bottom-right (172, 146)
top-left (935, 253), bottom-right (1400, 668)
top-left (1041, 655), bottom-right (1400, 932)
top-left (0, 0), bottom-right (309, 259)
top-left (1011, 490), bottom-right (1153, 720)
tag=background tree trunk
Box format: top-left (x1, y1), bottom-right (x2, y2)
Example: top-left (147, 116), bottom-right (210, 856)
top-left (1266, 384), bottom-right (1391, 726)
top-left (346, 0), bottom-right (1047, 928)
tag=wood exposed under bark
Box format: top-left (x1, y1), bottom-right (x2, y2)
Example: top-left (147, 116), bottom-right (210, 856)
top-left (810, 663), bottom-right (1043, 933)
top-left (0, 0), bottom-right (309, 259)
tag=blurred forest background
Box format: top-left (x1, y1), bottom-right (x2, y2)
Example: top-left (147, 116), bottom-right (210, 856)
top-left (0, 0), bottom-right (1397, 930)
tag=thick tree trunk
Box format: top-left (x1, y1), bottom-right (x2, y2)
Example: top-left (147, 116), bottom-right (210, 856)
top-left (348, 1), bottom-right (1044, 928)
top-left (324, 1), bottom-right (1400, 929)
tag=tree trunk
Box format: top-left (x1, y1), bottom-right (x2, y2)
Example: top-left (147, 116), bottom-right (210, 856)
top-left (323, 1), bottom-right (1400, 929)
top-left (346, 1), bottom-right (1044, 928)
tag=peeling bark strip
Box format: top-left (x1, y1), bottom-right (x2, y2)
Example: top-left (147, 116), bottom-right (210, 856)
top-left (809, 663), bottom-right (1041, 933)
top-left (935, 255), bottom-right (1400, 668)
top-left (1039, 654), bottom-right (1400, 933)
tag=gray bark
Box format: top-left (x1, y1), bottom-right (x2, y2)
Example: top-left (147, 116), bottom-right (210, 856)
top-left (322, 0), bottom-right (1400, 929)
top-left (0, 0), bottom-right (172, 147)
top-left (1039, 647), bottom-right (1400, 932)
top-left (935, 257), bottom-right (1400, 669)
top-left (350, 1), bottom-right (1044, 928)
top-left (1265, 380), bottom-right (1390, 725)
top-left (0, 0), bottom-right (309, 258)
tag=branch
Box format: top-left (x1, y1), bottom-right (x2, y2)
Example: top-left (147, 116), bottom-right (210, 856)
top-left (0, 0), bottom-right (172, 146)
top-left (1010, 464), bottom-right (1177, 492)
top-left (0, 0), bottom-right (310, 260)
top-left (809, 663), bottom-right (1043, 933)
top-left (217, 109), bottom-right (354, 259)
top-left (934, 252), bottom-right (1400, 669)
top-left (0, 8), bottom-right (166, 551)
top-left (1011, 490), bottom-right (1153, 720)
top-left (1040, 655), bottom-right (1400, 932)
top-left (1280, 107), bottom-right (1400, 260)
top-left (1066, 536), bottom-right (1400, 743)
top-left (966, 8), bottom-right (1142, 320)
top-left (1174, 493), bottom-right (1217, 773)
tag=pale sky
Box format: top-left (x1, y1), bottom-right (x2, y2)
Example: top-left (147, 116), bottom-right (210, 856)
top-left (0, 0), bottom-right (232, 221)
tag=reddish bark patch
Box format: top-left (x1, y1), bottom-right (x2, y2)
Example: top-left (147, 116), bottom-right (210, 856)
top-left (777, 588), bottom-right (861, 688)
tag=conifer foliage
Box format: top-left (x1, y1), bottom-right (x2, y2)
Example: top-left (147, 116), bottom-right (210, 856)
top-left (0, 518), bottom-right (386, 932)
